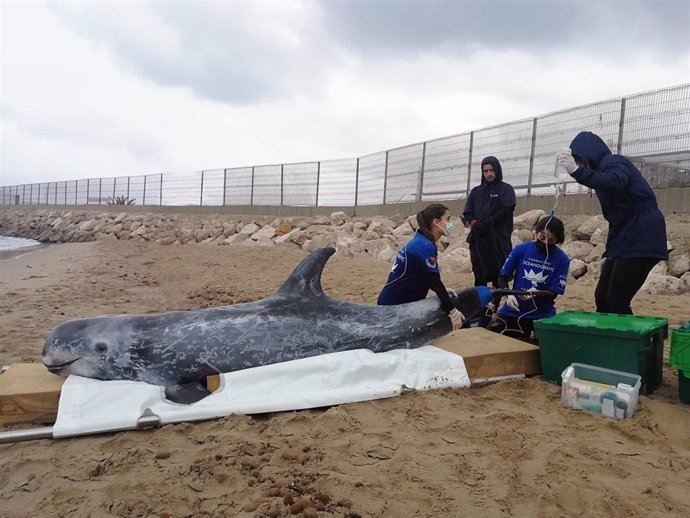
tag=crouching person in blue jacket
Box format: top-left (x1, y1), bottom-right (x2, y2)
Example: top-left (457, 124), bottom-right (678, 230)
top-left (557, 131), bottom-right (668, 315)
top-left (487, 216), bottom-right (570, 343)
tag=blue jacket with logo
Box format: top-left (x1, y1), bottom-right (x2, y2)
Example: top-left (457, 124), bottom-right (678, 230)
top-left (569, 132), bottom-right (667, 261)
top-left (377, 232), bottom-right (440, 306)
top-left (498, 241), bottom-right (570, 319)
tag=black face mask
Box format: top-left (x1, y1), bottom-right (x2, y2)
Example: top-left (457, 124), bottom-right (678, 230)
top-left (535, 240), bottom-right (557, 255)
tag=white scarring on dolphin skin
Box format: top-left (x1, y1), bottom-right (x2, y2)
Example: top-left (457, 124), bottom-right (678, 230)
top-left (42, 247), bottom-right (532, 404)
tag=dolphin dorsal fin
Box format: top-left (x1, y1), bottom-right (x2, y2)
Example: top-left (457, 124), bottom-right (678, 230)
top-left (275, 247), bottom-right (335, 299)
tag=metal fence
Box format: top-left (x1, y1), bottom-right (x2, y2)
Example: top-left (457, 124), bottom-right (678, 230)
top-left (2, 84), bottom-right (688, 208)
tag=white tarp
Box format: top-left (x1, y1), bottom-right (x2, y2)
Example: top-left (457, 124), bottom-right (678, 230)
top-left (53, 345), bottom-right (469, 438)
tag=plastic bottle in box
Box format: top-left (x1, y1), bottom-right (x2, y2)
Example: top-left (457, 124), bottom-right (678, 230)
top-left (561, 363), bottom-right (641, 419)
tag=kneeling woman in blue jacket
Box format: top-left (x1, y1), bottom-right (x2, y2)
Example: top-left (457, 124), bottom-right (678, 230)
top-left (377, 204), bottom-right (464, 330)
top-left (488, 216), bottom-right (570, 343)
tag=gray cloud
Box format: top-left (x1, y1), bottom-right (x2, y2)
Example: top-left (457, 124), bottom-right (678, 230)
top-left (319, 0), bottom-right (690, 57)
top-left (49, 1), bottom-right (333, 105)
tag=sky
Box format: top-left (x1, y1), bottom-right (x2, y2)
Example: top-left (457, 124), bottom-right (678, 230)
top-left (1, 0), bottom-right (689, 187)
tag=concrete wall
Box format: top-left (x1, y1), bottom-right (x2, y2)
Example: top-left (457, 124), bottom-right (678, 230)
top-left (4, 187), bottom-right (688, 218)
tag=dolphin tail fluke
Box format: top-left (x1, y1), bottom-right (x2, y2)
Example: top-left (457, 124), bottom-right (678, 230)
top-left (275, 247), bottom-right (336, 299)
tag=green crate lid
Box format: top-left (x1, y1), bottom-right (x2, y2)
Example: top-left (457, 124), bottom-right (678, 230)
top-left (533, 310), bottom-right (668, 335)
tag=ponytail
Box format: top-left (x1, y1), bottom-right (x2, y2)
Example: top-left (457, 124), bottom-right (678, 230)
top-left (416, 204), bottom-right (449, 241)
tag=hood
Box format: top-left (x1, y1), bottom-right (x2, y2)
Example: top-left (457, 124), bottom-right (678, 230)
top-left (480, 156), bottom-right (503, 185)
top-left (569, 132), bottom-right (612, 170)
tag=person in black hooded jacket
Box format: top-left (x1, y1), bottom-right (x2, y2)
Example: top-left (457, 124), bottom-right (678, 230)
top-left (463, 156), bottom-right (516, 287)
top-left (557, 131), bottom-right (668, 315)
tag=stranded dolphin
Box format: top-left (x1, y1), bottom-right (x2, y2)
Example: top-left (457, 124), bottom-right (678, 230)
top-left (42, 247), bottom-right (540, 404)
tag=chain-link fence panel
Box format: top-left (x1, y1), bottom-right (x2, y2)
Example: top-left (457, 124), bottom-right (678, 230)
top-left (357, 152), bottom-right (386, 206)
top-left (422, 133), bottom-right (471, 201)
top-left (223, 167), bottom-right (253, 206)
top-left (318, 158), bottom-right (357, 206)
top-left (384, 143), bottom-right (424, 204)
top-left (283, 162), bottom-right (319, 207)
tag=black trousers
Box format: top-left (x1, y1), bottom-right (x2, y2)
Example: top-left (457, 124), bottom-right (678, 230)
top-left (595, 257), bottom-right (658, 315)
top-left (486, 315), bottom-right (537, 344)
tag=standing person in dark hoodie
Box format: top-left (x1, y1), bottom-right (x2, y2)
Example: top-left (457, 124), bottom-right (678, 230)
top-left (463, 156), bottom-right (516, 287)
top-left (557, 132), bottom-right (668, 315)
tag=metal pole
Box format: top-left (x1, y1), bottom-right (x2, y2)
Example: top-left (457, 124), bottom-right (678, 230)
top-left (527, 118), bottom-right (538, 195)
top-left (112, 178), bottom-right (117, 203)
top-left (222, 169), bottom-right (227, 206)
top-left (354, 158), bottom-right (360, 211)
top-left (159, 174), bottom-right (163, 206)
top-left (200, 170), bottom-right (205, 206)
top-left (617, 97), bottom-right (627, 154)
top-left (466, 131), bottom-right (474, 195)
top-left (416, 142), bottom-right (427, 202)
top-left (143, 175), bottom-right (147, 205)
top-left (250, 166), bottom-right (255, 206)
top-left (0, 426), bottom-right (53, 444)
top-left (383, 150), bottom-right (389, 205)
top-left (315, 162), bottom-right (321, 207)
top-left (280, 164), bottom-right (284, 206)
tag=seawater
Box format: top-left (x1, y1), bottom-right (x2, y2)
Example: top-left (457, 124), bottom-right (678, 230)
top-left (0, 235), bottom-right (42, 252)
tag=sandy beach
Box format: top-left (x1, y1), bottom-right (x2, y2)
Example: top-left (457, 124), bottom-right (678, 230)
top-left (1, 234), bottom-right (690, 517)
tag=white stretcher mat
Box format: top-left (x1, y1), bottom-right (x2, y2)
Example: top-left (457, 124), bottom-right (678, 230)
top-left (53, 345), bottom-right (469, 438)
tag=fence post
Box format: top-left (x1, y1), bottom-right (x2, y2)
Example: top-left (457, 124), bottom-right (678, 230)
top-left (383, 150), bottom-right (389, 205)
top-left (159, 174), bottom-right (163, 206)
top-left (29, 184), bottom-right (33, 205)
top-left (143, 175), bottom-right (147, 206)
top-left (527, 118), bottom-right (538, 195)
top-left (112, 178), bottom-right (116, 202)
top-left (200, 170), bottom-right (205, 206)
top-left (416, 142), bottom-right (427, 202)
top-left (354, 158), bottom-right (360, 212)
top-left (250, 166), bottom-right (255, 206)
top-left (126, 177), bottom-right (130, 202)
top-left (38, 183), bottom-right (42, 205)
top-left (466, 131), bottom-right (474, 195)
top-left (617, 97), bottom-right (627, 154)
top-left (315, 162), bottom-right (321, 207)
top-left (222, 169), bottom-right (227, 206)
top-left (280, 164), bottom-right (284, 206)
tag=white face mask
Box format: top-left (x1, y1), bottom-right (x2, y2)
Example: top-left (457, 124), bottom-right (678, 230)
top-left (437, 220), bottom-right (454, 237)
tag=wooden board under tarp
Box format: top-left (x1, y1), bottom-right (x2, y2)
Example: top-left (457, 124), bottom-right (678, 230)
top-left (1, 329), bottom-right (540, 425)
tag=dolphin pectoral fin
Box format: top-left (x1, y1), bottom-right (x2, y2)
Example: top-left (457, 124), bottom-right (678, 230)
top-left (164, 382), bottom-right (212, 404)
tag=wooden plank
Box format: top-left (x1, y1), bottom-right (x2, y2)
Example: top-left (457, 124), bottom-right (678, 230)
top-left (431, 328), bottom-right (542, 379)
top-left (1, 332), bottom-right (540, 425)
top-left (0, 363), bottom-right (65, 425)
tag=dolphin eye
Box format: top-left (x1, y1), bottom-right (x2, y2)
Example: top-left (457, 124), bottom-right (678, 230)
top-left (94, 342), bottom-right (108, 353)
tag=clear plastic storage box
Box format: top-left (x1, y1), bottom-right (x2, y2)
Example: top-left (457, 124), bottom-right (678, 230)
top-left (561, 363), bottom-right (641, 419)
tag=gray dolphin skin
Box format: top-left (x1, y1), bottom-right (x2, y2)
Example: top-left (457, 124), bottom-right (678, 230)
top-left (42, 247), bottom-right (533, 404)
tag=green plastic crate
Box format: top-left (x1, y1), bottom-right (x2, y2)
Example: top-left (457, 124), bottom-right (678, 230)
top-left (670, 327), bottom-right (690, 372)
top-left (680, 369), bottom-right (690, 404)
top-left (533, 311), bottom-right (668, 395)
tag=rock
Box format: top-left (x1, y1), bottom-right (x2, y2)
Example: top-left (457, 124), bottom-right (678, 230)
top-left (650, 261), bottom-right (668, 276)
top-left (275, 228), bottom-right (301, 245)
top-left (668, 253), bottom-right (690, 277)
top-left (562, 241), bottom-right (594, 261)
top-left (440, 247), bottom-right (472, 273)
top-left (681, 272), bottom-right (690, 292)
top-left (575, 215), bottom-right (606, 241)
top-left (251, 225), bottom-right (276, 241)
top-left (368, 218), bottom-right (396, 236)
top-left (589, 227), bottom-right (608, 246)
top-left (513, 210), bottom-right (546, 231)
top-left (275, 221), bottom-right (293, 237)
top-left (311, 215), bottom-right (331, 226)
top-left (569, 259), bottom-right (588, 279)
top-left (353, 222), bottom-right (367, 232)
top-left (405, 215), bottom-right (419, 230)
top-left (584, 243), bottom-right (605, 264)
top-left (222, 233), bottom-right (249, 245)
top-left (392, 222), bottom-right (414, 240)
top-left (640, 274), bottom-right (685, 295)
top-left (239, 223), bottom-right (260, 235)
top-left (303, 233), bottom-right (336, 252)
top-left (330, 211), bottom-right (348, 226)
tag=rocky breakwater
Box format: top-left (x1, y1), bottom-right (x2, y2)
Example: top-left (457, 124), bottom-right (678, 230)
top-left (1, 207), bottom-right (688, 294)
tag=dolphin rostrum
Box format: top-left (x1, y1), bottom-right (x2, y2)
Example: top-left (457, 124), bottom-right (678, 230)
top-left (42, 247), bottom-right (538, 403)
